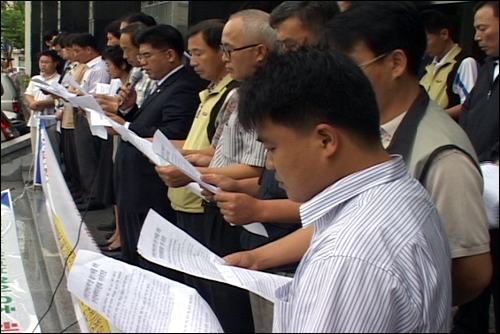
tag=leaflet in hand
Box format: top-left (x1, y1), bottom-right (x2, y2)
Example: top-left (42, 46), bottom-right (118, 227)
top-left (32, 79), bottom-right (77, 100)
top-left (152, 130), bottom-right (218, 194)
top-left (67, 250), bottom-right (224, 333)
top-left (138, 209), bottom-right (292, 302)
top-left (65, 75), bottom-right (87, 94)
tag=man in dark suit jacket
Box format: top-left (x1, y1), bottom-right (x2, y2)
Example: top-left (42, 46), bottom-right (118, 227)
top-left (105, 25), bottom-right (203, 278)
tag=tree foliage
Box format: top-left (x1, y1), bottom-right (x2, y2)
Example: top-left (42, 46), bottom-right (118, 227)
top-left (1, 1), bottom-right (25, 49)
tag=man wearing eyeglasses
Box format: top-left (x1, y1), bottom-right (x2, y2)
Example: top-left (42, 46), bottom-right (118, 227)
top-left (224, 2), bottom-right (491, 316)
top-left (105, 25), bottom-right (201, 283)
top-left (173, 9), bottom-right (279, 334)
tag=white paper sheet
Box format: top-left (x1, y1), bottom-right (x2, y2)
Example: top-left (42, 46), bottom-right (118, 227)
top-left (481, 163), bottom-right (499, 229)
top-left (242, 222), bottom-right (269, 238)
top-left (67, 95), bottom-right (104, 114)
top-left (65, 75), bottom-right (87, 94)
top-left (109, 79), bottom-right (122, 95)
top-left (66, 95), bottom-right (109, 139)
top-left (152, 130), bottom-right (219, 194)
top-left (32, 80), bottom-right (77, 100)
top-left (31, 77), bottom-right (50, 86)
top-left (95, 83), bottom-right (112, 95)
top-left (138, 210), bottom-right (293, 302)
top-left (67, 250), bottom-right (224, 333)
top-left (88, 109), bottom-right (112, 127)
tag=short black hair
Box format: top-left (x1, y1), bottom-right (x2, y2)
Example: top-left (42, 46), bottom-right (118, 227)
top-left (60, 33), bottom-right (75, 48)
top-left (238, 48), bottom-right (381, 146)
top-left (105, 20), bottom-right (122, 39)
top-left (120, 22), bottom-right (148, 48)
top-left (37, 49), bottom-right (62, 64)
top-left (136, 24), bottom-right (185, 58)
top-left (474, 1), bottom-right (499, 18)
top-left (420, 10), bottom-right (454, 37)
top-left (121, 12), bottom-right (157, 27)
top-left (43, 30), bottom-right (59, 44)
top-left (187, 19), bottom-right (226, 51)
top-left (270, 1), bottom-right (340, 35)
top-left (51, 33), bottom-right (66, 47)
top-left (322, 2), bottom-right (426, 77)
top-left (71, 33), bottom-right (99, 52)
top-left (103, 45), bottom-right (133, 73)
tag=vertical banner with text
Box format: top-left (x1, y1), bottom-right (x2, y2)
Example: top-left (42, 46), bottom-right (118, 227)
top-left (38, 121), bottom-right (113, 333)
top-left (1, 189), bottom-right (40, 333)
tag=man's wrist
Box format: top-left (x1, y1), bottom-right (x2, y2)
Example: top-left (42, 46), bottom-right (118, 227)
top-left (254, 199), bottom-right (267, 223)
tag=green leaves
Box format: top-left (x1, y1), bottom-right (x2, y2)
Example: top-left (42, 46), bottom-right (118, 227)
top-left (1, 1), bottom-right (25, 49)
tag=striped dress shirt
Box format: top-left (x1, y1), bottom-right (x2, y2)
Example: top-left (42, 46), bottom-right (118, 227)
top-left (209, 91), bottom-right (267, 168)
top-left (273, 157), bottom-right (452, 333)
top-left (81, 56), bottom-right (110, 94)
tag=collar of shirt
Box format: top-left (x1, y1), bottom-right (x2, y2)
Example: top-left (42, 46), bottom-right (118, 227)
top-left (300, 156), bottom-right (407, 230)
top-left (41, 71), bottom-right (59, 81)
top-left (432, 44), bottom-right (458, 70)
top-left (207, 74), bottom-right (234, 94)
top-left (494, 60), bottom-right (499, 82)
top-left (69, 61), bottom-right (79, 71)
top-left (86, 56), bottom-right (103, 69)
top-left (380, 112), bottom-right (407, 149)
top-left (155, 64), bottom-right (184, 88)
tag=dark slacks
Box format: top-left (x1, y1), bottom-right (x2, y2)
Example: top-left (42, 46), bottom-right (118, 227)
top-left (200, 204), bottom-right (255, 333)
top-left (118, 208), bottom-right (184, 284)
top-left (74, 112), bottom-right (114, 205)
top-left (61, 128), bottom-right (81, 192)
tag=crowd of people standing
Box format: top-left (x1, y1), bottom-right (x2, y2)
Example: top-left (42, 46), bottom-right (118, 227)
top-left (25, 1), bottom-right (498, 333)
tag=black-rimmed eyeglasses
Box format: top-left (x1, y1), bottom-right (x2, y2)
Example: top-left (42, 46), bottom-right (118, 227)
top-left (220, 44), bottom-right (261, 59)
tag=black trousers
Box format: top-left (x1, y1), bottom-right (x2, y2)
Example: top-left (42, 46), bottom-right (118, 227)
top-left (453, 229), bottom-right (499, 333)
top-left (74, 112), bottom-right (114, 205)
top-left (61, 128), bottom-right (81, 192)
top-left (118, 208), bottom-right (184, 284)
top-left (200, 204), bottom-right (255, 333)
top-left (176, 211), bottom-right (205, 244)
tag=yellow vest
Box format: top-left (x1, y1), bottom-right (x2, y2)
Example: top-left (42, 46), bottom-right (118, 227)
top-left (168, 74), bottom-right (235, 213)
top-left (420, 45), bottom-right (463, 109)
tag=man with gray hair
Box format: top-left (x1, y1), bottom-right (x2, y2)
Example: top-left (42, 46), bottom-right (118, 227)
top-left (157, 9), bottom-right (278, 333)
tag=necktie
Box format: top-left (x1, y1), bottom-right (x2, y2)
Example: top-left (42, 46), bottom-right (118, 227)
top-left (150, 82), bottom-right (160, 95)
top-left (381, 128), bottom-right (392, 149)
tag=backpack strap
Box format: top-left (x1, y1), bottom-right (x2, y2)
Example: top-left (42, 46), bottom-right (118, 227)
top-left (207, 80), bottom-right (240, 142)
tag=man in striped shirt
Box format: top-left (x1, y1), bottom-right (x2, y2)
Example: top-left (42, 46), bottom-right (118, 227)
top-left (71, 33), bottom-right (114, 210)
top-left (237, 48), bottom-right (451, 333)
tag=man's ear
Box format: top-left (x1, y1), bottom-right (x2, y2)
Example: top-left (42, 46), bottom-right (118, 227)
top-left (315, 124), bottom-right (340, 158)
top-left (440, 28), bottom-right (451, 40)
top-left (389, 49), bottom-right (407, 80)
top-left (255, 44), bottom-right (269, 64)
top-left (165, 49), bottom-right (177, 63)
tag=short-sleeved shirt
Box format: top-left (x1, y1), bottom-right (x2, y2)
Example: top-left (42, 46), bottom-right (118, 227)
top-left (25, 72), bottom-right (61, 127)
top-left (382, 115), bottom-right (490, 259)
top-left (273, 157), bottom-right (451, 333)
top-left (169, 75), bottom-right (237, 213)
top-left (209, 92), bottom-right (267, 169)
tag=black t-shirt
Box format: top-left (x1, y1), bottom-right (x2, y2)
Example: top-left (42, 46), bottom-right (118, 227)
top-left (240, 169), bottom-right (301, 274)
